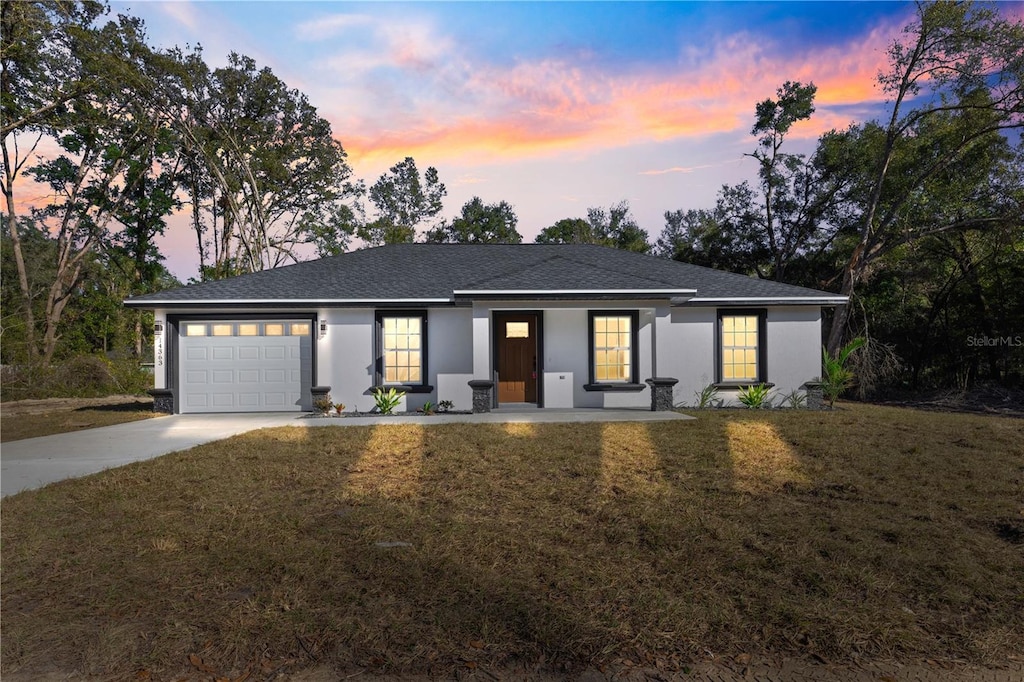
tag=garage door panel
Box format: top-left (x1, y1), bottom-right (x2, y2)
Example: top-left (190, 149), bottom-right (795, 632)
top-left (212, 370), bottom-right (234, 384)
top-left (179, 320), bottom-right (312, 414)
top-left (185, 370), bottom-right (208, 384)
top-left (264, 392), bottom-right (287, 407)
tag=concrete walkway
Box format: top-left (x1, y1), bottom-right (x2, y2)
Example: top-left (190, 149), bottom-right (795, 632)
top-left (1, 408), bottom-right (690, 497)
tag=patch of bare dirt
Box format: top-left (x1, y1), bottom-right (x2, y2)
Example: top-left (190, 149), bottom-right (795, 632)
top-left (0, 395), bottom-right (153, 417)
top-left (870, 385), bottom-right (1024, 419)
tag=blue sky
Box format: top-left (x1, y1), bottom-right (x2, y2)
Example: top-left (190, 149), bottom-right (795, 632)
top-left (106, 1), bottom-right (1020, 279)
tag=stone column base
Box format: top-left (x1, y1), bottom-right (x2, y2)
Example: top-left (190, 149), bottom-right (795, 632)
top-left (148, 388), bottom-right (174, 414)
top-left (468, 380), bottom-right (494, 413)
top-left (645, 377), bottom-right (679, 411)
top-left (802, 381), bottom-right (825, 410)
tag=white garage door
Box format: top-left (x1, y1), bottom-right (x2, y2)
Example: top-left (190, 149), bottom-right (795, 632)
top-left (179, 320), bottom-right (312, 413)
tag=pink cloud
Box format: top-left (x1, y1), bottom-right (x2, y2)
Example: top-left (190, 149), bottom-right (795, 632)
top-left (338, 17), bottom-right (904, 169)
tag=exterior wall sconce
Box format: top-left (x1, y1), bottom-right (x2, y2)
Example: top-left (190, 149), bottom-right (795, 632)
top-left (154, 321), bottom-right (164, 335)
top-left (319, 319), bottom-right (327, 339)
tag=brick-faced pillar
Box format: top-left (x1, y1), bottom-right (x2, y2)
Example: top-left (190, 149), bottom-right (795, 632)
top-left (645, 377), bottom-right (679, 411)
top-left (468, 380), bottom-right (494, 413)
top-left (148, 388), bottom-right (174, 414)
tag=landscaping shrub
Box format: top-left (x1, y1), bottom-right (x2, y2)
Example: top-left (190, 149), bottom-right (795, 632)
top-left (0, 355), bottom-right (152, 401)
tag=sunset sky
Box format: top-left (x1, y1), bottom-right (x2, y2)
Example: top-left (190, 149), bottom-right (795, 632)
top-left (106, 1), bottom-right (1020, 280)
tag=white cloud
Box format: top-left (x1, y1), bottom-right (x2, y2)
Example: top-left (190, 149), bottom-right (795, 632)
top-left (294, 13), bottom-right (374, 42)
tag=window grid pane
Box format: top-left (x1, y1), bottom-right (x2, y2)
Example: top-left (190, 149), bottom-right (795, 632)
top-left (593, 315), bottom-right (631, 382)
top-left (382, 316), bottom-right (422, 383)
top-left (721, 315), bottom-right (759, 381)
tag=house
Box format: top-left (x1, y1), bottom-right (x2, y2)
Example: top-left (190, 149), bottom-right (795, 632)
top-left (124, 243), bottom-right (847, 414)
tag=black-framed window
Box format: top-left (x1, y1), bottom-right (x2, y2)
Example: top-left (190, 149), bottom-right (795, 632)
top-left (587, 310), bottom-right (640, 385)
top-left (375, 310), bottom-right (429, 388)
top-left (716, 309), bottom-right (767, 384)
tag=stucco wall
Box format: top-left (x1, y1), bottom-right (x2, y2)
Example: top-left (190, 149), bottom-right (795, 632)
top-left (156, 302), bottom-right (824, 413)
top-left (318, 308), bottom-right (376, 412)
top-left (474, 301), bottom-right (657, 409)
top-left (655, 305), bottom-right (823, 408)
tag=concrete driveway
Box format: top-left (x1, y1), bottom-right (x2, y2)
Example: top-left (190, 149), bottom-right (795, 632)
top-left (1, 412), bottom-right (305, 498)
top-left (1, 408), bottom-right (690, 498)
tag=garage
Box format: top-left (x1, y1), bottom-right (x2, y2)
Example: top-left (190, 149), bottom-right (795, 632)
top-left (178, 319), bottom-right (313, 413)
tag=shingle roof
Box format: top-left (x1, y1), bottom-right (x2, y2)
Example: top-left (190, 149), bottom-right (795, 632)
top-left (125, 243), bottom-right (845, 306)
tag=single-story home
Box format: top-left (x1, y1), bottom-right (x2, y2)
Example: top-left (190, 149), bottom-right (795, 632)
top-left (124, 243), bottom-right (847, 414)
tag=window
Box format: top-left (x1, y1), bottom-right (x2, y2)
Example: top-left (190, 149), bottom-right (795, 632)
top-left (290, 322), bottom-right (311, 336)
top-left (264, 323), bottom-right (284, 336)
top-left (238, 323), bottom-right (259, 336)
top-left (587, 311), bottom-right (639, 386)
top-left (718, 310), bottom-right (766, 384)
top-left (505, 321), bottom-right (530, 338)
top-left (376, 311), bottom-right (429, 389)
top-left (211, 323), bottom-right (233, 336)
top-left (184, 323), bottom-right (207, 337)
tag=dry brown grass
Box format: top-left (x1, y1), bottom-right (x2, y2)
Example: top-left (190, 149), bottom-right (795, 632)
top-left (2, 404), bottom-right (1022, 679)
top-left (0, 399), bottom-right (159, 442)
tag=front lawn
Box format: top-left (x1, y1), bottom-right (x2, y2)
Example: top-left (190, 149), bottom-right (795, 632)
top-left (2, 404), bottom-right (1021, 679)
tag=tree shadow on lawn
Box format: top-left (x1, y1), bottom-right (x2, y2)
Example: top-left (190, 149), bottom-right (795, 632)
top-left (2, 410), bottom-right (1023, 679)
top-left (72, 399), bottom-right (154, 414)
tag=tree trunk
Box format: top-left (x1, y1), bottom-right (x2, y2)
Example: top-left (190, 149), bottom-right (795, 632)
top-left (2, 133), bottom-right (39, 359)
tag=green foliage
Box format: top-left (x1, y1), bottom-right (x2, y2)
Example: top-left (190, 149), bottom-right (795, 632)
top-left (424, 196), bottom-right (522, 244)
top-left (823, 0), bottom-right (1024, 353)
top-left (419, 400), bottom-right (436, 415)
top-left (0, 356), bottom-right (153, 401)
top-left (372, 387), bottom-right (406, 415)
top-left (737, 383), bottom-right (774, 409)
top-left (782, 388), bottom-right (807, 409)
top-left (821, 338), bottom-right (865, 408)
top-left (535, 201), bottom-right (650, 253)
top-left (692, 383), bottom-right (721, 409)
top-left (535, 218), bottom-right (596, 245)
top-left (333, 402), bottom-right (346, 415)
top-left (361, 157), bottom-right (445, 245)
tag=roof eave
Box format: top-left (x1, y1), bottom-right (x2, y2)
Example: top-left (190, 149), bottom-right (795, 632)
top-left (680, 296), bottom-right (848, 307)
top-left (123, 297), bottom-right (455, 309)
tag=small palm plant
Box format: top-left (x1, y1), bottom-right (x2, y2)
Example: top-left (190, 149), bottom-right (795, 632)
top-left (821, 337), bottom-right (865, 408)
top-left (737, 383), bottom-right (773, 409)
top-left (372, 387), bottom-right (406, 415)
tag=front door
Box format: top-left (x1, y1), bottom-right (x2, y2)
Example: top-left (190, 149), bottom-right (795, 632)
top-left (496, 314), bottom-right (537, 403)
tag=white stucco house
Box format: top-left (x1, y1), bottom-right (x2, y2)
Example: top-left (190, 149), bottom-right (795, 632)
top-left (124, 243), bottom-right (847, 414)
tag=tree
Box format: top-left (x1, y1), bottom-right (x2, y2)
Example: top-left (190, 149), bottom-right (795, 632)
top-left (424, 196), bottom-right (522, 244)
top-left (535, 202), bottom-right (650, 252)
top-left (361, 157), bottom-right (446, 245)
top-left (535, 217), bottom-right (599, 245)
top-left (743, 81), bottom-right (844, 281)
top-left (825, 0), bottom-right (1024, 354)
top-left (174, 52), bottom-right (359, 276)
top-left (2, 0), bottom-right (110, 359)
top-left (587, 201), bottom-right (651, 253)
top-left (5, 11), bottom-right (178, 361)
top-left (656, 207), bottom-right (750, 271)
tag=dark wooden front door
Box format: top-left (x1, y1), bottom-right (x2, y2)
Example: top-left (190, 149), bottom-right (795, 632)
top-left (497, 314), bottom-right (537, 403)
